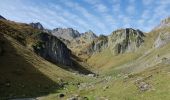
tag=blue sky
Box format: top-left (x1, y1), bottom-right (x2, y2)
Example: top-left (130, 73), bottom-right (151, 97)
top-left (0, 0), bottom-right (170, 35)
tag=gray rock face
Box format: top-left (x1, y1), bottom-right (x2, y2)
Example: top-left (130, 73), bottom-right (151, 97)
top-left (85, 28), bottom-right (144, 55)
top-left (109, 28), bottom-right (145, 54)
top-left (30, 22), bottom-right (44, 30)
top-left (154, 32), bottom-right (170, 48)
top-left (51, 28), bottom-right (144, 56)
top-left (153, 17), bottom-right (170, 48)
top-left (32, 32), bottom-right (72, 66)
top-left (80, 30), bottom-right (97, 42)
top-left (0, 15), bottom-right (6, 20)
top-left (51, 28), bottom-right (98, 57)
top-left (86, 35), bottom-right (108, 54)
top-left (52, 28), bottom-right (80, 41)
top-left (92, 35), bottom-right (108, 52)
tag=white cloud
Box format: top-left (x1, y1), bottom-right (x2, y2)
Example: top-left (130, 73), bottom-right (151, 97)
top-left (0, 0), bottom-right (169, 34)
top-left (63, 1), bottom-right (109, 34)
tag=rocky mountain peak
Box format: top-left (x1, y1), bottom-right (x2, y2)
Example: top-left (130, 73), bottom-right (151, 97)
top-left (30, 22), bottom-right (44, 30)
top-left (77, 28), bottom-right (145, 56)
top-left (154, 17), bottom-right (170, 30)
top-left (153, 17), bottom-right (170, 48)
top-left (160, 17), bottom-right (170, 26)
top-left (80, 30), bottom-right (97, 43)
top-left (83, 30), bottom-right (97, 38)
top-left (85, 34), bottom-right (108, 54)
top-left (109, 28), bottom-right (145, 54)
top-left (52, 28), bottom-right (80, 41)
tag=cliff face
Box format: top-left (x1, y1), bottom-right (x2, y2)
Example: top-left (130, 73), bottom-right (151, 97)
top-left (92, 35), bottom-right (108, 53)
top-left (51, 29), bottom-right (98, 57)
top-left (109, 28), bottom-right (145, 54)
top-left (154, 32), bottom-right (170, 48)
top-left (86, 35), bottom-right (108, 54)
top-left (0, 20), bottom-right (72, 66)
top-left (33, 33), bottom-right (72, 66)
top-left (153, 17), bottom-right (170, 48)
top-left (84, 28), bottom-right (145, 55)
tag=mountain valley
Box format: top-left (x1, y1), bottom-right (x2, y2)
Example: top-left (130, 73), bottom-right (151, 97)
top-left (0, 15), bottom-right (170, 100)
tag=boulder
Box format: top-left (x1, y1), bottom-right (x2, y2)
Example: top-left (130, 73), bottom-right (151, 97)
top-left (59, 93), bottom-right (65, 98)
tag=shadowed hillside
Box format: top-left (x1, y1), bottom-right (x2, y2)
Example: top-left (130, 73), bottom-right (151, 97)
top-left (0, 19), bottom-right (93, 99)
top-left (0, 34), bottom-right (59, 99)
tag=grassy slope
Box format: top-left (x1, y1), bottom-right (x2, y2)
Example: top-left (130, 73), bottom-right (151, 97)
top-left (87, 48), bottom-right (141, 74)
top-left (39, 62), bottom-right (170, 100)
top-left (75, 63), bottom-right (170, 100)
top-left (0, 33), bottom-right (89, 99)
top-left (1, 19), bottom-right (170, 100)
top-left (59, 27), bottom-right (169, 100)
top-left (0, 20), bottom-right (93, 99)
top-left (39, 27), bottom-right (170, 100)
top-left (87, 26), bottom-right (170, 74)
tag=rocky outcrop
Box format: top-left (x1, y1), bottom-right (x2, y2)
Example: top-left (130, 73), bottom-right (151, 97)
top-left (93, 35), bottom-right (108, 52)
top-left (50, 27), bottom-right (144, 57)
top-left (154, 32), bottom-right (170, 48)
top-left (30, 22), bottom-right (44, 30)
top-left (154, 17), bottom-right (170, 30)
top-left (52, 28), bottom-right (80, 41)
top-left (51, 28), bottom-right (98, 57)
top-left (86, 35), bottom-right (108, 54)
top-left (153, 17), bottom-right (170, 48)
top-left (80, 30), bottom-right (97, 42)
top-left (109, 28), bottom-right (145, 54)
top-left (78, 28), bottom-right (145, 56)
top-left (0, 20), bottom-right (72, 66)
top-left (32, 32), bottom-right (72, 66)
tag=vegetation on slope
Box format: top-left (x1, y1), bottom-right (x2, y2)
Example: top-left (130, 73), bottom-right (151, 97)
top-left (0, 19), bottom-right (93, 99)
top-left (1, 15), bottom-right (170, 100)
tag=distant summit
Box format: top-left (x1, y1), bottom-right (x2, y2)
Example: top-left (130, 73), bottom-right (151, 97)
top-left (84, 28), bottom-right (145, 55)
top-left (154, 17), bottom-right (170, 30)
top-left (81, 30), bottom-right (97, 41)
top-left (52, 28), bottom-right (80, 41)
top-left (30, 22), bottom-right (44, 30)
